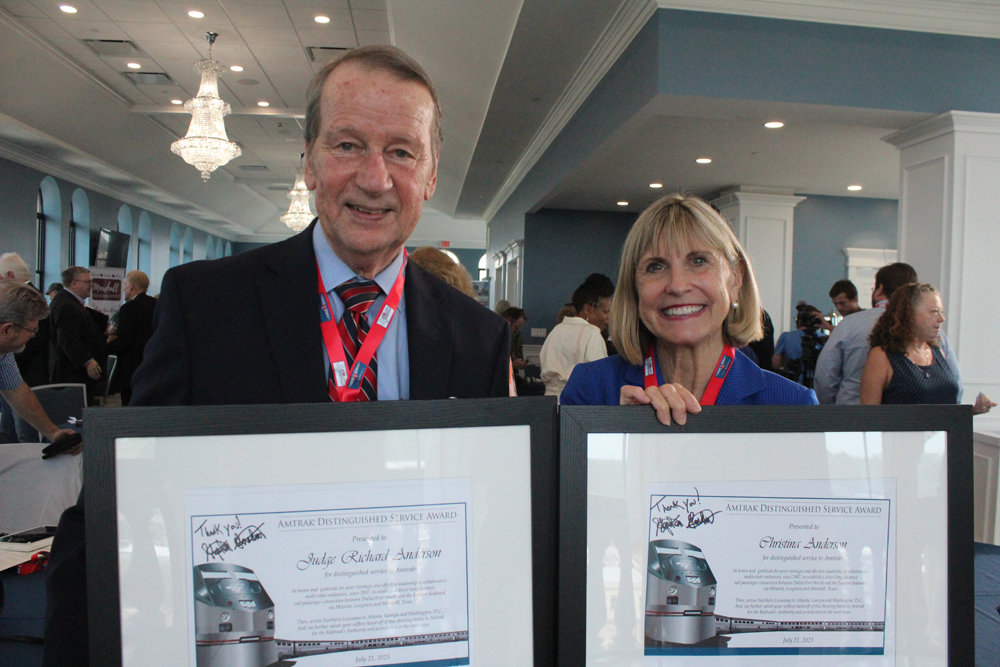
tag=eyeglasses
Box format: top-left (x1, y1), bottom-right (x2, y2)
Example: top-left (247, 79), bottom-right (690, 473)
top-left (10, 323), bottom-right (39, 337)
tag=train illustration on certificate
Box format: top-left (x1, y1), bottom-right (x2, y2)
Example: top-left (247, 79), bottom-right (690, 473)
top-left (193, 563), bottom-right (468, 667)
top-left (644, 540), bottom-right (885, 647)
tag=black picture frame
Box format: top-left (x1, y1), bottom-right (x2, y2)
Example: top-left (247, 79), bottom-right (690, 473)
top-left (85, 396), bottom-right (558, 667)
top-left (558, 404), bottom-right (973, 666)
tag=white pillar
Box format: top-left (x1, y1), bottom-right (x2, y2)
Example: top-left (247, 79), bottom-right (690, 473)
top-left (712, 188), bottom-right (805, 337)
top-left (885, 111), bottom-right (1000, 430)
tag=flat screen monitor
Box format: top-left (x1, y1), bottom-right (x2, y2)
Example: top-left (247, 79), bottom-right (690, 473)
top-left (94, 228), bottom-right (130, 268)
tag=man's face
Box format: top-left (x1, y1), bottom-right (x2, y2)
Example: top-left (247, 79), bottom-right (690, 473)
top-left (0, 319), bottom-right (38, 355)
top-left (305, 62), bottom-right (439, 276)
top-left (122, 280), bottom-right (137, 302)
top-left (69, 272), bottom-right (92, 299)
top-left (509, 317), bottom-right (525, 334)
top-left (831, 292), bottom-right (859, 317)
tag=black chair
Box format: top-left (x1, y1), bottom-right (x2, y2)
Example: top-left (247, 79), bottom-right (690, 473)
top-left (13, 384), bottom-right (86, 443)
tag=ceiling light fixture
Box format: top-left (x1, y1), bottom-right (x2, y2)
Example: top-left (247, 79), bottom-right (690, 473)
top-left (258, 101), bottom-right (269, 107)
top-left (59, 5), bottom-right (77, 13)
top-left (847, 185), bottom-right (863, 191)
top-left (170, 99), bottom-right (183, 104)
top-left (617, 201), bottom-right (628, 206)
top-left (127, 62), bottom-right (141, 69)
top-left (170, 32), bottom-right (242, 180)
top-left (281, 153), bottom-right (315, 232)
top-left (764, 121), bottom-right (784, 129)
top-left (230, 65), bottom-right (243, 72)
top-left (188, 10), bottom-right (204, 18)
top-left (695, 158), bottom-right (712, 164)
top-left (314, 15), bottom-right (330, 23)
top-left (649, 183), bottom-right (663, 188)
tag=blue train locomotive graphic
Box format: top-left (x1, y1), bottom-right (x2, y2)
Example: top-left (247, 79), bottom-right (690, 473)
top-left (194, 563), bottom-right (467, 667)
top-left (644, 540), bottom-right (884, 646)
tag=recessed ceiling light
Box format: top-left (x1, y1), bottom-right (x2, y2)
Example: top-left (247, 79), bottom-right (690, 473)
top-left (649, 183), bottom-right (663, 188)
top-left (617, 201), bottom-right (628, 206)
top-left (258, 101), bottom-right (270, 107)
top-left (695, 158), bottom-right (712, 164)
top-left (847, 185), bottom-right (863, 191)
top-left (764, 121), bottom-right (784, 129)
top-left (59, 5), bottom-right (77, 13)
top-left (188, 10), bottom-right (204, 18)
top-left (314, 15), bottom-right (330, 23)
top-left (126, 62), bottom-right (141, 69)
top-left (230, 65), bottom-right (244, 72)
top-left (170, 99), bottom-right (183, 105)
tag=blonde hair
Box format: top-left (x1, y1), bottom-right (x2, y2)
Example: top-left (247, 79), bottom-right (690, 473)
top-left (610, 194), bottom-right (763, 364)
top-left (125, 270), bottom-right (149, 292)
top-left (409, 247), bottom-right (476, 298)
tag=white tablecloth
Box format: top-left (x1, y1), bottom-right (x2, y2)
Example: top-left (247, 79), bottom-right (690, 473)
top-left (0, 442), bottom-right (82, 534)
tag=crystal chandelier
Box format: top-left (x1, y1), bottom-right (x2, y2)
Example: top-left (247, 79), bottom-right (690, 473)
top-left (170, 32), bottom-right (241, 180)
top-left (280, 153), bottom-right (315, 232)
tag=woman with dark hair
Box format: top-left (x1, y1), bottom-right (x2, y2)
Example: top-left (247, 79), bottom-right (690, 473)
top-left (861, 282), bottom-right (994, 412)
top-left (561, 194), bottom-right (815, 424)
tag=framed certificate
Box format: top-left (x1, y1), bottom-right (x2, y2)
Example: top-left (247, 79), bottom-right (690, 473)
top-left (85, 397), bottom-right (557, 667)
top-left (558, 405), bottom-right (973, 666)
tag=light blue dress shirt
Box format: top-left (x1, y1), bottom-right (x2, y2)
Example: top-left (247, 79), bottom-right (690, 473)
top-left (313, 223), bottom-right (409, 400)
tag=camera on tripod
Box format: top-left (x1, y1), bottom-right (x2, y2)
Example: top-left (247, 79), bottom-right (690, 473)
top-left (791, 302), bottom-right (828, 388)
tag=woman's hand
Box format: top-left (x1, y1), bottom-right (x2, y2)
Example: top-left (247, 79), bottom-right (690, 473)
top-left (621, 383), bottom-right (702, 425)
top-left (974, 392), bottom-right (997, 415)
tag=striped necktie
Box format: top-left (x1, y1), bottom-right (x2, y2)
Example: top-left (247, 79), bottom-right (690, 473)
top-left (332, 279), bottom-right (382, 401)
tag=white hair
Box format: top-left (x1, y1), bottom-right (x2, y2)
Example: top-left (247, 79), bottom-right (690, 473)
top-left (0, 253), bottom-right (31, 283)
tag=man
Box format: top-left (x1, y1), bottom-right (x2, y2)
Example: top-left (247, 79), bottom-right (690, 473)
top-left (44, 47), bottom-right (510, 666)
top-left (829, 279), bottom-right (863, 318)
top-left (772, 303), bottom-right (828, 385)
top-left (813, 263), bottom-right (961, 404)
top-left (0, 253), bottom-right (50, 442)
top-left (0, 280), bottom-right (77, 445)
top-left (540, 278), bottom-right (611, 401)
top-left (503, 306), bottom-right (528, 371)
top-left (106, 270), bottom-right (155, 406)
top-left (48, 266), bottom-right (106, 403)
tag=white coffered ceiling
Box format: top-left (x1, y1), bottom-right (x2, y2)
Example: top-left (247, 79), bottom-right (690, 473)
top-left (0, 0), bottom-right (998, 242)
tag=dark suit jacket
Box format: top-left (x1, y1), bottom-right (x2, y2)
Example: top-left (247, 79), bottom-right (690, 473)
top-left (131, 221), bottom-right (510, 406)
top-left (48, 290), bottom-right (107, 386)
top-left (107, 292), bottom-right (156, 392)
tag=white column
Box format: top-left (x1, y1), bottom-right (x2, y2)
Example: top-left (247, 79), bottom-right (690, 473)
top-left (885, 111), bottom-right (1000, 431)
top-left (713, 188), bottom-right (805, 337)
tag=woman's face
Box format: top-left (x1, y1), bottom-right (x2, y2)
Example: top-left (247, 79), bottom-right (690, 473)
top-left (635, 235), bottom-right (742, 351)
top-left (913, 292), bottom-right (945, 343)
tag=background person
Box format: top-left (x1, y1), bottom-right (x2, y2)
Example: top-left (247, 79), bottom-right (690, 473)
top-left (829, 278), bottom-right (862, 318)
top-left (539, 278), bottom-right (610, 401)
top-left (861, 282), bottom-right (994, 412)
top-left (408, 247), bottom-right (477, 298)
top-left (561, 194), bottom-right (815, 424)
top-left (48, 266), bottom-right (106, 404)
top-left (0, 253), bottom-right (49, 441)
top-left (106, 270), bottom-right (156, 406)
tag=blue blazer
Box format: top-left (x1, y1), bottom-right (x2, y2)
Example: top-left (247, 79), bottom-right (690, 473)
top-left (561, 350), bottom-right (817, 406)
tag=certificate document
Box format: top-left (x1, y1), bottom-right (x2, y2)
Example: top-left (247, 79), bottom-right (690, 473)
top-left (643, 479), bottom-right (895, 662)
top-left (184, 478), bottom-right (473, 667)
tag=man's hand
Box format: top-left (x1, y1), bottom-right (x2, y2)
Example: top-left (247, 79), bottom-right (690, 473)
top-left (46, 428), bottom-right (83, 456)
top-left (620, 383), bottom-right (702, 426)
top-left (85, 359), bottom-right (102, 380)
top-left (512, 357), bottom-right (528, 371)
top-left (974, 392), bottom-right (997, 415)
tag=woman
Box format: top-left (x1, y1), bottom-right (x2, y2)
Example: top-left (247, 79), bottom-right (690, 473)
top-left (860, 282), bottom-right (994, 412)
top-left (561, 194), bottom-right (816, 424)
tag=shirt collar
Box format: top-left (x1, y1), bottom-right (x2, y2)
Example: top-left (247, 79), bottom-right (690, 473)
top-left (313, 223), bottom-right (405, 294)
top-left (68, 289), bottom-right (86, 305)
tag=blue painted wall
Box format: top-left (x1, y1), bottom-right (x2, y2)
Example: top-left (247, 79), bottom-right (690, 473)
top-left (522, 208), bottom-right (636, 345)
top-left (791, 194), bottom-right (897, 323)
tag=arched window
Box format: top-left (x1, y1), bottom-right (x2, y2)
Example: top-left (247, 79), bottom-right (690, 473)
top-left (182, 228), bottom-right (193, 264)
top-left (39, 177), bottom-right (61, 290)
top-left (216, 238), bottom-right (224, 259)
top-left (137, 212), bottom-right (152, 275)
top-left (70, 189), bottom-right (90, 267)
top-left (169, 223), bottom-right (180, 268)
top-left (205, 235), bottom-right (216, 260)
top-left (118, 205), bottom-right (134, 268)
top-left (478, 253), bottom-right (488, 281)
top-left (224, 241), bottom-right (232, 257)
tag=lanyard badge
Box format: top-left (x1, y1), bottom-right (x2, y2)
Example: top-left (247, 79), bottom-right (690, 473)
top-left (643, 343), bottom-right (736, 406)
top-left (317, 252), bottom-right (407, 402)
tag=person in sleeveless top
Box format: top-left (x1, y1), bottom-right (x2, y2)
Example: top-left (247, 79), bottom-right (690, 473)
top-left (860, 282), bottom-right (995, 413)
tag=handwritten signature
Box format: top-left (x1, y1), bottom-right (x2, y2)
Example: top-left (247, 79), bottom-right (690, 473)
top-left (650, 489), bottom-right (721, 536)
top-left (196, 516), bottom-right (267, 561)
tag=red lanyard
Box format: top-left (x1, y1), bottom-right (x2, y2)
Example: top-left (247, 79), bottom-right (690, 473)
top-left (643, 343), bottom-right (736, 406)
top-left (317, 253), bottom-right (406, 402)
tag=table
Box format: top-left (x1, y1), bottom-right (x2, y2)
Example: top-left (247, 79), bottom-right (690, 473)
top-left (0, 443), bottom-right (82, 535)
